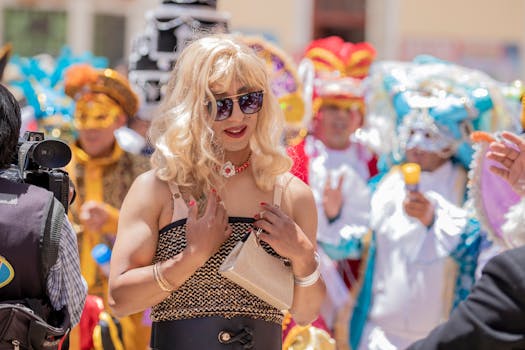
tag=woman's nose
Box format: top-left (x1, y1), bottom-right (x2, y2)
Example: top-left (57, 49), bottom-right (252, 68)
top-left (229, 100), bottom-right (245, 121)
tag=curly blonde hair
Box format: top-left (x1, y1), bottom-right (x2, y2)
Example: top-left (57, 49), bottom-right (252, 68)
top-left (149, 34), bottom-right (292, 199)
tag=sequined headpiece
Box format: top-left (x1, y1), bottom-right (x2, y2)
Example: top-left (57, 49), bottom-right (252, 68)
top-left (65, 64), bottom-right (138, 129)
top-left (368, 55), bottom-right (521, 168)
top-left (303, 36), bottom-right (376, 116)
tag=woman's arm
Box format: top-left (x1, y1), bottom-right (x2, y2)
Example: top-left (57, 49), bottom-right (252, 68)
top-left (108, 171), bottom-right (231, 317)
top-left (255, 175), bottom-right (326, 325)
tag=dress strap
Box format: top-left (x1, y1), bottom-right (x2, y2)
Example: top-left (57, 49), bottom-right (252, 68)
top-left (167, 181), bottom-right (188, 223)
top-left (273, 175), bottom-right (285, 207)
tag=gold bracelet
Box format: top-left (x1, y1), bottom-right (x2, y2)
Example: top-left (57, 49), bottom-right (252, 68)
top-left (153, 262), bottom-right (174, 292)
top-left (157, 262), bottom-right (176, 291)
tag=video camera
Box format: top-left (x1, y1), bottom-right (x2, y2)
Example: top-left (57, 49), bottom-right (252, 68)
top-left (1, 131), bottom-right (72, 213)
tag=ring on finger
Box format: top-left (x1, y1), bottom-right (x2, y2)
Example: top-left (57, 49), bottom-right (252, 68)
top-left (254, 227), bottom-right (262, 238)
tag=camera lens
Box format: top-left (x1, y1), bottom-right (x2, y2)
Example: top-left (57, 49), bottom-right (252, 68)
top-left (32, 139), bottom-right (72, 168)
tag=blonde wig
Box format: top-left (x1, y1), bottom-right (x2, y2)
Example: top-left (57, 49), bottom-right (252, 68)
top-left (149, 34), bottom-right (292, 199)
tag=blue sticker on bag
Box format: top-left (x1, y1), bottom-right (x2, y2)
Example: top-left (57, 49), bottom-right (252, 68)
top-left (0, 256), bottom-right (15, 288)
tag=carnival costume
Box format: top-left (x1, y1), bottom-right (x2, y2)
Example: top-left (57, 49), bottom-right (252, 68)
top-left (279, 36), bottom-right (376, 349)
top-left (344, 57), bottom-right (520, 350)
top-left (64, 64), bottom-right (151, 350)
top-left (406, 107), bottom-right (525, 350)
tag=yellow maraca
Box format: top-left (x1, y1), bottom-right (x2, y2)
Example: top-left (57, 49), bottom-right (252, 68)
top-left (401, 163), bottom-right (421, 192)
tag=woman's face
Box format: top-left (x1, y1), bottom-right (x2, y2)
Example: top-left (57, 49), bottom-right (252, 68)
top-left (210, 81), bottom-right (260, 154)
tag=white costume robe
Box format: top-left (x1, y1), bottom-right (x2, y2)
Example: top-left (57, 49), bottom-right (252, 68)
top-left (305, 136), bottom-right (373, 327)
top-left (359, 161), bottom-right (469, 350)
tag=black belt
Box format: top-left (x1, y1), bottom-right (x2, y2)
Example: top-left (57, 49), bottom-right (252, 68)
top-left (150, 316), bottom-right (281, 350)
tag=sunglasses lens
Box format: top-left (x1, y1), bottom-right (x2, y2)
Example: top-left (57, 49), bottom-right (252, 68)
top-left (215, 98), bottom-right (234, 121)
top-left (210, 91), bottom-right (264, 121)
top-left (239, 91), bottom-right (263, 114)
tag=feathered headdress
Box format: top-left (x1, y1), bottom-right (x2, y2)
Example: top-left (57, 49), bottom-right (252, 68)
top-left (366, 55), bottom-right (521, 168)
top-left (303, 36), bottom-right (376, 116)
top-left (5, 47), bottom-right (108, 141)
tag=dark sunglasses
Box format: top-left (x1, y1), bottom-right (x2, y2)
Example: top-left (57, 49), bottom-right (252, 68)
top-left (208, 90), bottom-right (264, 121)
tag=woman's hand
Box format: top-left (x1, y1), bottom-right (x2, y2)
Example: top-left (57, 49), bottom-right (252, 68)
top-left (487, 131), bottom-right (525, 196)
top-left (253, 202), bottom-right (315, 263)
top-left (185, 190), bottom-right (232, 262)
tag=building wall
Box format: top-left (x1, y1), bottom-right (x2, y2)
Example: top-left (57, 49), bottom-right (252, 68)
top-left (1, 0), bottom-right (524, 79)
top-left (366, 0), bottom-right (525, 80)
top-left (218, 0), bottom-right (313, 56)
top-left (400, 0), bottom-right (524, 41)
top-left (123, 0), bottom-right (313, 59)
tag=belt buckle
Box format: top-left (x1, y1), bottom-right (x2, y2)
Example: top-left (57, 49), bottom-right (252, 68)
top-left (218, 327), bottom-right (254, 348)
top-left (218, 330), bottom-right (232, 343)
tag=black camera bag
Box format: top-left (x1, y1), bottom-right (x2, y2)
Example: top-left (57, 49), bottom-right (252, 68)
top-left (0, 195), bottom-right (70, 349)
top-left (0, 300), bottom-right (69, 350)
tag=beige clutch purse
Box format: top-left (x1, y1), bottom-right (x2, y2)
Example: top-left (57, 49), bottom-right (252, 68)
top-left (219, 231), bottom-right (294, 311)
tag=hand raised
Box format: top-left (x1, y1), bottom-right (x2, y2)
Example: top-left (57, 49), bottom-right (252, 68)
top-left (323, 173), bottom-right (344, 220)
top-left (487, 131), bottom-right (525, 196)
top-left (185, 190), bottom-right (232, 261)
top-left (253, 203), bottom-right (314, 263)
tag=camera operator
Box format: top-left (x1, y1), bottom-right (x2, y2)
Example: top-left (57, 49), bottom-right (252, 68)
top-left (0, 83), bottom-right (86, 347)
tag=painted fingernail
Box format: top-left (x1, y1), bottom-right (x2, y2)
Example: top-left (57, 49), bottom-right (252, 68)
top-left (188, 200), bottom-right (195, 207)
top-left (254, 214), bottom-right (260, 219)
top-left (260, 202), bottom-right (267, 206)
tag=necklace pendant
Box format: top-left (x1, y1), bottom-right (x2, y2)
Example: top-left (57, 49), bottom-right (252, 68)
top-left (221, 161), bottom-right (236, 178)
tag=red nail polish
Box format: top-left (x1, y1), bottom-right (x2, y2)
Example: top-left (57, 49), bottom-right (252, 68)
top-left (188, 200), bottom-right (195, 207)
top-left (260, 202), bottom-right (267, 206)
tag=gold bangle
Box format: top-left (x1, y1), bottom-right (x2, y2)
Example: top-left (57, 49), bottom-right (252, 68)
top-left (153, 262), bottom-right (174, 292)
top-left (157, 262), bottom-right (175, 291)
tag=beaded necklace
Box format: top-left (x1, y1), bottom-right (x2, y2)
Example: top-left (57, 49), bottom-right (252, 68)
top-left (220, 153), bottom-right (251, 178)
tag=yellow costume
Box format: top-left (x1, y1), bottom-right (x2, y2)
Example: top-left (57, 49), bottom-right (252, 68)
top-left (64, 65), bottom-right (151, 350)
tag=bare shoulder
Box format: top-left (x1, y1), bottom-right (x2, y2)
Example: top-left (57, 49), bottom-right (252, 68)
top-left (131, 169), bottom-right (168, 193)
top-left (124, 169), bottom-right (170, 210)
top-left (281, 172), bottom-right (314, 203)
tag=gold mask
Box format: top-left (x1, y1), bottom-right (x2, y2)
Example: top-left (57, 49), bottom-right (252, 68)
top-left (74, 93), bottom-right (124, 130)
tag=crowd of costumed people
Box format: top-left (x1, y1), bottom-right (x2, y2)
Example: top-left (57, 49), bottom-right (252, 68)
top-left (1, 0), bottom-right (525, 348)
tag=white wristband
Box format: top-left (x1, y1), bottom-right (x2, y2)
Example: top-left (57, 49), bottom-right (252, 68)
top-left (294, 252), bottom-right (321, 287)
